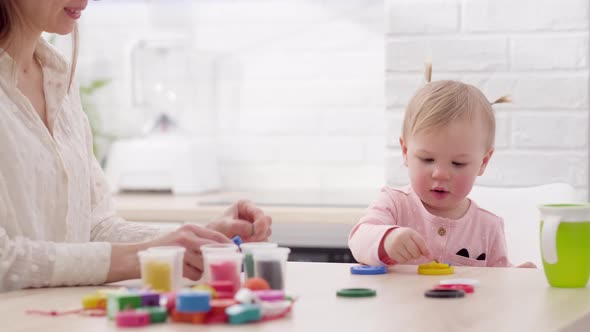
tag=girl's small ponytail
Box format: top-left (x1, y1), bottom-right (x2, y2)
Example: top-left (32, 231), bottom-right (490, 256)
top-left (424, 62), bottom-right (432, 83)
top-left (491, 95), bottom-right (511, 105)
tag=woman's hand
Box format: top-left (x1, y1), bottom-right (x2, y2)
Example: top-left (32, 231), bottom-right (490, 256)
top-left (206, 200), bottom-right (272, 242)
top-left (143, 224), bottom-right (232, 280)
top-left (383, 227), bottom-right (432, 264)
top-left (107, 225), bottom-right (224, 283)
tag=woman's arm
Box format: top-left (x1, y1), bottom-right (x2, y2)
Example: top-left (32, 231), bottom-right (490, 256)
top-left (0, 226), bottom-right (112, 292)
top-left (88, 155), bottom-right (164, 243)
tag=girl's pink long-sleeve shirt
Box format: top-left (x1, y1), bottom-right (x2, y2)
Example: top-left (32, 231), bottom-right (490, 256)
top-left (348, 186), bottom-right (511, 267)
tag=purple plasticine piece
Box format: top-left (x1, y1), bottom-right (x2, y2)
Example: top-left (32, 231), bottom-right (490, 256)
top-left (253, 290), bottom-right (285, 302)
top-left (140, 292), bottom-right (160, 307)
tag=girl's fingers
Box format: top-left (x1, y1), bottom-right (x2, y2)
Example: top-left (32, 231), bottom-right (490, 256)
top-left (410, 232), bottom-right (432, 259)
top-left (404, 240), bottom-right (422, 260)
top-left (394, 247), bottom-right (410, 263)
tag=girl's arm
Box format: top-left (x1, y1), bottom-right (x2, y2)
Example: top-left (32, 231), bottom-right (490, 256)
top-left (348, 188), bottom-right (400, 266)
top-left (487, 219), bottom-right (512, 267)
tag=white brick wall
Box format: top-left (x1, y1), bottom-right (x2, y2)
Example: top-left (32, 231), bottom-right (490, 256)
top-left (78, 0), bottom-right (385, 193)
top-left (462, 0), bottom-right (589, 32)
top-left (75, 0), bottom-right (589, 199)
top-left (387, 37), bottom-right (509, 71)
top-left (387, 0), bottom-right (459, 34)
top-left (386, 0), bottom-right (589, 199)
top-left (511, 34), bottom-right (589, 70)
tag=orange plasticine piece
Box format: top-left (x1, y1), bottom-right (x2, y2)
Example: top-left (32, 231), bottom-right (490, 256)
top-left (243, 278), bottom-right (271, 291)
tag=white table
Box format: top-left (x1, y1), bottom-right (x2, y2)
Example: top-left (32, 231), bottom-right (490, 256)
top-left (1, 262), bottom-right (589, 331)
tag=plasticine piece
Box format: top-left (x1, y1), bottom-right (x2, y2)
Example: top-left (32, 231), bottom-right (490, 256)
top-left (234, 288), bottom-right (257, 304)
top-left (170, 309), bottom-right (207, 324)
top-left (143, 260), bottom-right (173, 292)
top-left (176, 290), bottom-right (211, 313)
top-left (115, 310), bottom-right (150, 327)
top-left (141, 306), bottom-right (168, 323)
top-left (107, 293), bottom-right (142, 320)
top-left (192, 284), bottom-right (217, 298)
top-left (260, 300), bottom-right (292, 318)
top-left (252, 289), bottom-right (285, 302)
top-left (243, 277), bottom-right (271, 291)
top-left (226, 303), bottom-right (262, 324)
top-left (418, 261), bottom-right (454, 275)
top-left (139, 291), bottom-right (160, 307)
top-left (82, 293), bottom-right (106, 310)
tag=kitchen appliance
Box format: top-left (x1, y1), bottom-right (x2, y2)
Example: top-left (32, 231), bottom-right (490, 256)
top-left (105, 37), bottom-right (220, 194)
top-left (106, 133), bottom-right (220, 194)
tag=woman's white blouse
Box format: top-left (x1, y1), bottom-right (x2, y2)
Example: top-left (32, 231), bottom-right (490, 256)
top-left (0, 39), bottom-right (161, 292)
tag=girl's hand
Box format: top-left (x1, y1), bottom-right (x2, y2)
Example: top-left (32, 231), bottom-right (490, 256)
top-left (517, 261), bottom-right (537, 268)
top-left (383, 227), bottom-right (432, 264)
top-left (145, 224), bottom-right (231, 280)
top-left (206, 200), bottom-right (272, 242)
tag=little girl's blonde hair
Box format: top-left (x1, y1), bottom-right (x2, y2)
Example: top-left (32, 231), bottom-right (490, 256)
top-left (402, 63), bottom-right (510, 149)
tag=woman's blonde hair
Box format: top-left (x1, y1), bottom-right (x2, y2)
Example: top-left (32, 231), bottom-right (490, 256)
top-left (0, 0), bottom-right (79, 91)
top-left (402, 63), bottom-right (510, 149)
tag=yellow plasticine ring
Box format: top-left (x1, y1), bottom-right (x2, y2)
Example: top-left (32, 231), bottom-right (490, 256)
top-left (417, 261), bottom-right (455, 275)
top-left (417, 266), bottom-right (454, 275)
top-left (419, 261), bottom-right (450, 269)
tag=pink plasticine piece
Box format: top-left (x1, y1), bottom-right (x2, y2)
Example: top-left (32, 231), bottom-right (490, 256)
top-left (210, 261), bottom-right (240, 292)
top-left (116, 310), bottom-right (150, 327)
top-left (209, 280), bottom-right (235, 293)
top-left (163, 292), bottom-right (176, 313)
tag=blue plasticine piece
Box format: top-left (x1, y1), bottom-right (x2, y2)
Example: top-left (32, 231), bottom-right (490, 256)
top-left (350, 265), bottom-right (387, 275)
top-left (176, 291), bottom-right (211, 313)
top-left (232, 235), bottom-right (243, 247)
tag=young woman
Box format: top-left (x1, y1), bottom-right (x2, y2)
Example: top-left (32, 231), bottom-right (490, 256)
top-left (0, 0), bottom-right (272, 292)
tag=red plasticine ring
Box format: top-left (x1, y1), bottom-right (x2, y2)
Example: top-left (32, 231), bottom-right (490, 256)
top-left (435, 284), bottom-right (474, 294)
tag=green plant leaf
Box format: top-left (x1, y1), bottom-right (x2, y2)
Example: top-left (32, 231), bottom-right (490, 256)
top-left (79, 79), bottom-right (112, 160)
top-left (80, 79), bottom-right (110, 95)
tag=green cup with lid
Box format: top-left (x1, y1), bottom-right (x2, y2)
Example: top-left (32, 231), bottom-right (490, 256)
top-left (540, 204), bottom-right (590, 288)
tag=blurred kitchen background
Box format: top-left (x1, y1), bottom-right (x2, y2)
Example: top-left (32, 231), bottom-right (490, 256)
top-left (50, 0), bottom-right (589, 262)
top-left (65, 0), bottom-right (385, 194)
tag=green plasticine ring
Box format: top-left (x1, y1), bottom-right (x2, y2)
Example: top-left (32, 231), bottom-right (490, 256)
top-left (336, 288), bottom-right (377, 298)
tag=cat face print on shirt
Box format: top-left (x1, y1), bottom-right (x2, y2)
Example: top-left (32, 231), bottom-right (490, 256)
top-left (456, 248), bottom-right (486, 261)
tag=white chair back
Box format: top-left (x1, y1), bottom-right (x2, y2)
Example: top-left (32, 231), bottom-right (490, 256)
top-left (468, 183), bottom-right (580, 267)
